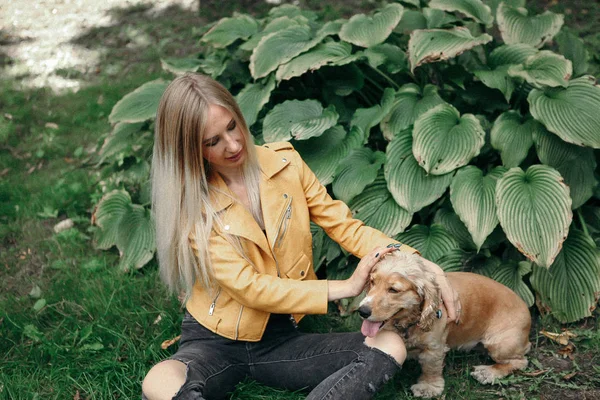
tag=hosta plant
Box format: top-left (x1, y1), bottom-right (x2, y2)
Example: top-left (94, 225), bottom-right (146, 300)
top-left (95, 0), bottom-right (600, 323)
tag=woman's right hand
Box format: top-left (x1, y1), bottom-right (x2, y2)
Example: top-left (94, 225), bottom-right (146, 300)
top-left (327, 246), bottom-right (396, 301)
top-left (347, 246), bottom-right (396, 297)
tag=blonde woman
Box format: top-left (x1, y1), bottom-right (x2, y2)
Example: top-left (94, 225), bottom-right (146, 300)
top-left (142, 73), bottom-right (459, 400)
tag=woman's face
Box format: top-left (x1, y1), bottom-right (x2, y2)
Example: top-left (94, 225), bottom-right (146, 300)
top-left (202, 104), bottom-right (246, 174)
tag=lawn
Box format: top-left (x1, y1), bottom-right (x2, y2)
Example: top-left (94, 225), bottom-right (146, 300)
top-left (1, 1), bottom-right (599, 399)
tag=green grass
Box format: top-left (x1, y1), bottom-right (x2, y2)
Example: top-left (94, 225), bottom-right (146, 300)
top-left (1, 1), bottom-right (600, 399)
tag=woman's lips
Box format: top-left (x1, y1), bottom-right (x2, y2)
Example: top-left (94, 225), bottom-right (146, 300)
top-left (227, 150), bottom-right (243, 161)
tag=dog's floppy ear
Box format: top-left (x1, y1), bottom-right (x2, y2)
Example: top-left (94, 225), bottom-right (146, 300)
top-left (417, 272), bottom-right (441, 331)
top-left (407, 264), bottom-right (440, 332)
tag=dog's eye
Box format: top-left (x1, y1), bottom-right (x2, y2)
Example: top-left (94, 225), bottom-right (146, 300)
top-left (388, 287), bottom-right (399, 294)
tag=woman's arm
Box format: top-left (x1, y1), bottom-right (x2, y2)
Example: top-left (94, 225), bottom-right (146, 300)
top-left (291, 148), bottom-right (461, 321)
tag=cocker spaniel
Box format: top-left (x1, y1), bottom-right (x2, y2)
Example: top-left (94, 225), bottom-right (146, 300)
top-left (358, 252), bottom-right (531, 398)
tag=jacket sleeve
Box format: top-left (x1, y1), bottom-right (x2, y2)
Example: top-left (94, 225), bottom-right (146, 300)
top-left (289, 149), bottom-right (418, 259)
top-left (196, 231), bottom-right (329, 315)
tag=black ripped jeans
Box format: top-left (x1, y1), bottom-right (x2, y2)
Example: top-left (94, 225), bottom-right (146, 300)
top-left (149, 311), bottom-right (401, 400)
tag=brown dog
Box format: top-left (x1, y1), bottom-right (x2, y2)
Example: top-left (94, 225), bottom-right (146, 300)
top-left (358, 252), bottom-right (531, 398)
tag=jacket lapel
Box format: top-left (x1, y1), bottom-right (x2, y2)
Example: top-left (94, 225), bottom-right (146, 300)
top-left (209, 172), bottom-right (270, 255)
top-left (207, 146), bottom-right (292, 257)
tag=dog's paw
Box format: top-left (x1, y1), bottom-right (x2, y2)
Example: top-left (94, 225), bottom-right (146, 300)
top-left (471, 365), bottom-right (498, 385)
top-left (410, 381), bottom-right (444, 398)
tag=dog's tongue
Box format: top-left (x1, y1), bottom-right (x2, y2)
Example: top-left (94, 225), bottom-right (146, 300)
top-left (361, 320), bottom-right (382, 337)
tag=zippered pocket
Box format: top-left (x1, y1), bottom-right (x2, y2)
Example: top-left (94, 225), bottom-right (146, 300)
top-left (275, 202), bottom-right (292, 248)
top-left (208, 288), bottom-right (222, 316)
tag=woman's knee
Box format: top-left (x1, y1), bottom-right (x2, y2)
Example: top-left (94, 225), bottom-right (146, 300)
top-left (142, 360), bottom-right (188, 400)
top-left (364, 330), bottom-right (407, 364)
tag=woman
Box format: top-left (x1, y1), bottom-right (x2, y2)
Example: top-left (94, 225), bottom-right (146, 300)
top-left (142, 73), bottom-right (459, 400)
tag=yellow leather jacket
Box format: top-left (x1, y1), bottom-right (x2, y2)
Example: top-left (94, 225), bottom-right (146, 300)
top-left (186, 142), bottom-right (417, 341)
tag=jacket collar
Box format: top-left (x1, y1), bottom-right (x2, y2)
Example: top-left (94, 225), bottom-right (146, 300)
top-left (207, 145), bottom-right (290, 213)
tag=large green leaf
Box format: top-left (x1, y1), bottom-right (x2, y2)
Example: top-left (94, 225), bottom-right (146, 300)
top-left (268, 4), bottom-right (318, 21)
top-left (429, 0), bottom-right (493, 26)
top-left (250, 21), bottom-right (342, 79)
top-left (339, 3), bottom-right (404, 48)
top-left (491, 261), bottom-right (535, 307)
top-left (364, 44), bottom-right (408, 74)
top-left (235, 76), bottom-right (276, 127)
top-left (276, 41), bottom-right (360, 82)
top-left (350, 88), bottom-right (395, 136)
top-left (311, 223), bottom-right (342, 272)
top-left (349, 174), bottom-right (412, 237)
top-left (109, 80), bottom-right (169, 124)
top-left (395, 10), bottom-right (427, 34)
top-left (408, 27), bottom-right (492, 72)
top-left (395, 224), bottom-right (460, 263)
top-left (450, 166), bottom-right (507, 251)
top-left (92, 190), bottom-right (132, 250)
top-left (117, 205), bottom-right (155, 271)
top-left (160, 58), bottom-right (203, 75)
top-left (496, 165), bottom-right (572, 267)
top-left (497, 3), bottom-right (564, 48)
top-left (532, 127), bottom-right (597, 209)
top-left (98, 122), bottom-right (145, 165)
top-left (294, 126), bottom-right (364, 185)
top-left (528, 76), bottom-right (600, 149)
top-left (490, 111), bottom-right (539, 167)
top-left (436, 248), bottom-right (475, 272)
top-left (474, 44), bottom-right (538, 101)
top-left (262, 99), bottom-right (339, 142)
top-left (200, 14), bottom-right (259, 48)
top-left (422, 8), bottom-right (460, 29)
top-left (433, 208), bottom-right (477, 251)
top-left (240, 16), bottom-right (306, 51)
top-left (508, 51), bottom-right (572, 88)
top-left (556, 30), bottom-right (589, 78)
top-left (473, 67), bottom-right (515, 103)
top-left (333, 148), bottom-right (385, 203)
top-left (380, 84), bottom-right (445, 140)
top-left (321, 63), bottom-right (365, 97)
top-left (483, 0), bottom-right (525, 16)
top-left (488, 43), bottom-right (538, 68)
top-left (385, 129), bottom-right (453, 213)
top-left (412, 103), bottom-right (485, 175)
top-left (531, 229), bottom-right (600, 323)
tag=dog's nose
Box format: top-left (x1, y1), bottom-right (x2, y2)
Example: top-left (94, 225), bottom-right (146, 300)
top-left (358, 306), bottom-right (371, 319)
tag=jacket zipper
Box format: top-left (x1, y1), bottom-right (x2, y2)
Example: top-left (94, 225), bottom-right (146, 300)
top-left (208, 288), bottom-right (222, 316)
top-left (234, 305), bottom-right (244, 340)
top-left (276, 204), bottom-right (292, 248)
top-left (271, 196), bottom-right (292, 278)
top-left (271, 197), bottom-right (298, 328)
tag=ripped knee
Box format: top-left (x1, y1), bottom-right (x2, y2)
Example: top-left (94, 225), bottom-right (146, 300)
top-left (364, 330), bottom-right (407, 364)
top-left (142, 360), bottom-right (188, 400)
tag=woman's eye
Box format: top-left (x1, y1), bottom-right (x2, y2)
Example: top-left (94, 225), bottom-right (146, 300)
top-left (205, 137), bottom-right (219, 147)
top-left (388, 288), bottom-right (398, 294)
top-left (227, 120), bottom-right (237, 131)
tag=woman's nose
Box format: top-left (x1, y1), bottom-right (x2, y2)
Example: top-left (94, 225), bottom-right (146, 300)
top-left (224, 132), bottom-right (242, 153)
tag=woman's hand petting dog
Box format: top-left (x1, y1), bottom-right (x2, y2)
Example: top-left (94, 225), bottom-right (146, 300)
top-left (420, 258), bottom-right (462, 323)
top-left (348, 246), bottom-right (397, 297)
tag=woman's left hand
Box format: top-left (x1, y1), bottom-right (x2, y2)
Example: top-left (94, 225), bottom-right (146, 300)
top-left (420, 258), bottom-right (461, 323)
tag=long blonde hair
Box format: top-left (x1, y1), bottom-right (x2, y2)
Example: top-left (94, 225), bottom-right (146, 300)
top-left (151, 73), bottom-right (263, 300)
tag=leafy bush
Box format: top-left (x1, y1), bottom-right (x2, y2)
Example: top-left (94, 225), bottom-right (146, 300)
top-left (95, 0), bottom-right (600, 323)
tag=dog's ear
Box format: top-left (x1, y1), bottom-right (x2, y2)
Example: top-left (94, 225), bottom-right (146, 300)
top-left (418, 274), bottom-right (440, 331)
top-left (409, 269), bottom-right (440, 332)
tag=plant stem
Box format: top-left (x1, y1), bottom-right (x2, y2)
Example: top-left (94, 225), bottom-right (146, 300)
top-left (577, 209), bottom-right (590, 237)
top-left (366, 64), bottom-right (400, 90)
top-left (363, 73), bottom-right (385, 94)
top-left (356, 89), bottom-right (373, 106)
